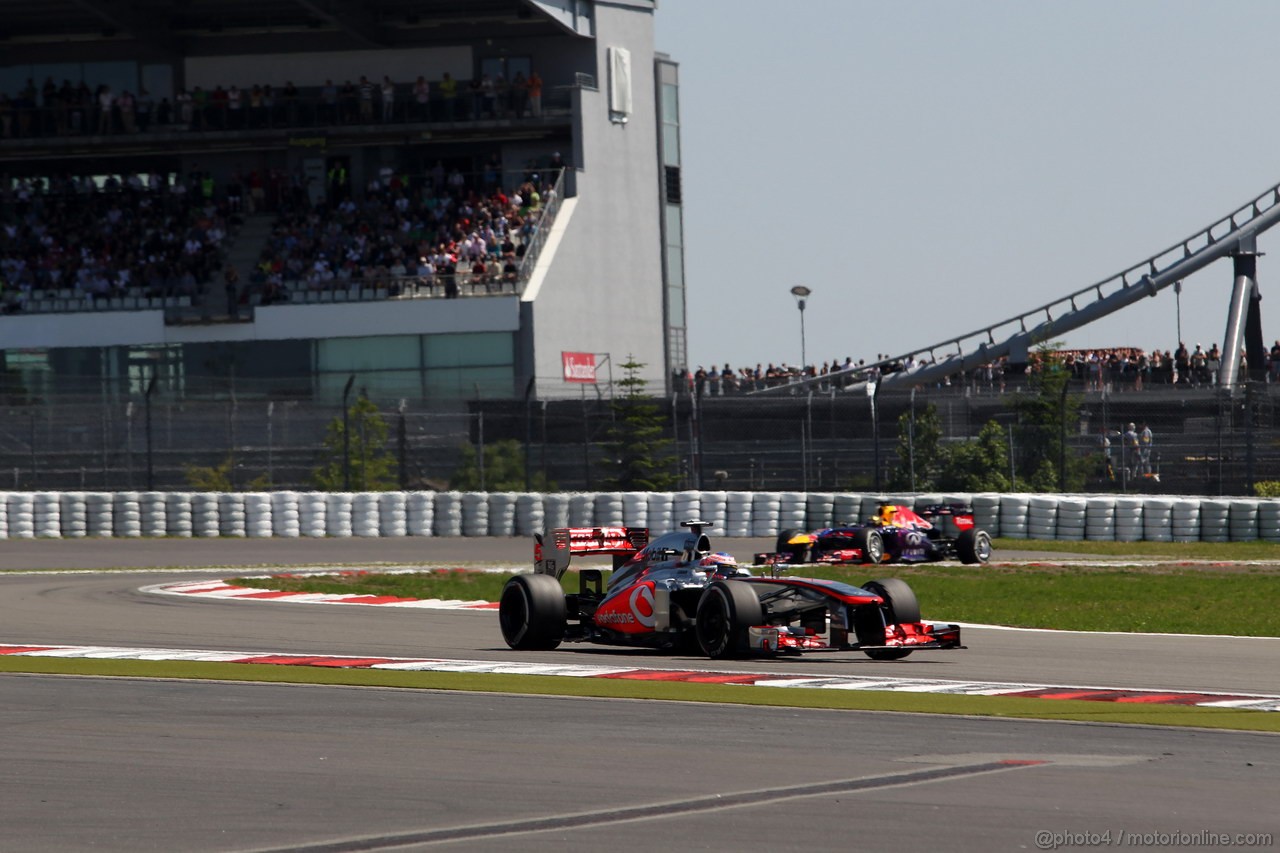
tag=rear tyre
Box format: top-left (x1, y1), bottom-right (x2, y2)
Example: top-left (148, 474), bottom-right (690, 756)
top-left (857, 577), bottom-right (921, 660)
top-left (499, 573), bottom-right (567, 651)
top-left (696, 580), bottom-right (763, 659)
top-left (956, 528), bottom-right (993, 564)
top-left (853, 528), bottom-right (885, 564)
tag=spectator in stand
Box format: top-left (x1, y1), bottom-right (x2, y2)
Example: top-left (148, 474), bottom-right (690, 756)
top-left (380, 76), bottom-right (396, 121)
top-left (438, 72), bottom-right (458, 120)
top-left (413, 76), bottom-right (430, 121)
top-left (527, 71), bottom-right (543, 118)
top-left (1174, 342), bottom-right (1190, 384)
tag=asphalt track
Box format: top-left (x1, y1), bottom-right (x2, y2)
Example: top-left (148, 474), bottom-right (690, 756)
top-left (2, 538), bottom-right (1279, 852)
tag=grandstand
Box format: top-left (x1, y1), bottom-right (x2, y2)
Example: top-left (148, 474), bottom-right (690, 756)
top-left (0, 0), bottom-right (682, 403)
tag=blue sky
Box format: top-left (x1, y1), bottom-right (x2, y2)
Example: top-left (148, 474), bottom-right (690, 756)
top-left (654, 0), bottom-right (1280, 372)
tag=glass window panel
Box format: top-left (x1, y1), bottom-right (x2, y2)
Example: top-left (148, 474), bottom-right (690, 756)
top-left (664, 204), bottom-right (683, 245)
top-left (662, 125), bottom-right (680, 167)
top-left (422, 333), bottom-right (513, 368)
top-left (668, 284), bottom-right (685, 326)
top-left (318, 336), bottom-right (419, 372)
top-left (665, 245), bottom-right (683, 286)
top-left (424, 365), bottom-right (514, 399)
top-left (318, 369), bottom-right (421, 400)
top-left (661, 83), bottom-right (679, 123)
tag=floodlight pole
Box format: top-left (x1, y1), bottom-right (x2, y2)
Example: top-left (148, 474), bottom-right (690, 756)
top-left (790, 285), bottom-right (811, 371)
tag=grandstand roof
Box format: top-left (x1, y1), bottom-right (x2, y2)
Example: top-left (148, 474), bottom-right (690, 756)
top-left (0, 0), bottom-right (578, 57)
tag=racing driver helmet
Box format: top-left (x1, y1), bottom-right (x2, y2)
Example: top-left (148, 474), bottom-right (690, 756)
top-left (697, 552), bottom-right (748, 578)
top-left (875, 504), bottom-right (898, 526)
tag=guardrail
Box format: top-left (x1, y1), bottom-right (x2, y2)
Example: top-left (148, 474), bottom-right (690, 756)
top-left (1, 490), bottom-right (1274, 543)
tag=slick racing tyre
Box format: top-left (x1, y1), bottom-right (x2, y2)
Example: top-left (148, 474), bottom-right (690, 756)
top-left (856, 577), bottom-right (921, 661)
top-left (696, 580), bottom-right (763, 659)
top-left (853, 528), bottom-right (885, 564)
top-left (956, 528), bottom-right (993, 564)
top-left (499, 573), bottom-right (567, 651)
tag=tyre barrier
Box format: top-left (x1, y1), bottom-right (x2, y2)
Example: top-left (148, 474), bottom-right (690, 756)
top-left (1027, 495), bottom-right (1058, 540)
top-left (244, 493), bottom-right (273, 539)
top-left (999, 494), bottom-right (1030, 540)
top-left (407, 491), bottom-right (435, 537)
top-left (750, 492), bottom-right (781, 538)
top-left (724, 491), bottom-right (754, 537)
top-left (60, 492), bottom-right (88, 539)
top-left (806, 492), bottom-right (836, 530)
top-left (1085, 497), bottom-right (1116, 541)
top-left (114, 492), bottom-right (142, 538)
top-left (5, 490), bottom-right (1280, 542)
top-left (271, 491), bottom-right (301, 538)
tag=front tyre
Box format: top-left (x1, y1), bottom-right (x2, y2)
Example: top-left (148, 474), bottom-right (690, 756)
top-left (696, 580), bottom-right (764, 659)
top-left (853, 528), bottom-right (885, 564)
top-left (499, 573), bottom-right (567, 650)
top-left (857, 577), bottom-right (921, 660)
top-left (956, 528), bottom-right (993, 564)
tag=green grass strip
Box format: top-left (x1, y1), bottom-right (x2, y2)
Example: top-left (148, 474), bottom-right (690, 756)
top-left (2, 656), bottom-right (1275, 732)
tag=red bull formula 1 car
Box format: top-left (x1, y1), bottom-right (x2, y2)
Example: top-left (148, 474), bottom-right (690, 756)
top-left (756, 503), bottom-right (993, 567)
top-left (498, 520), bottom-right (963, 660)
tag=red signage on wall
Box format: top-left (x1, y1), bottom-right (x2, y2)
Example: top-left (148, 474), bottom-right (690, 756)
top-left (562, 351), bottom-right (598, 383)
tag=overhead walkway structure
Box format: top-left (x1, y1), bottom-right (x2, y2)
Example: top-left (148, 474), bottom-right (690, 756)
top-left (755, 179), bottom-right (1280, 397)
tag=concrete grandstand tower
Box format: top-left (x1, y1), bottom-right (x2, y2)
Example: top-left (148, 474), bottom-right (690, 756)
top-left (0, 0), bottom-right (684, 403)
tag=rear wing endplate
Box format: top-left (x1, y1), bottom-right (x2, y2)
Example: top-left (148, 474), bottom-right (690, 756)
top-left (534, 526), bottom-right (649, 580)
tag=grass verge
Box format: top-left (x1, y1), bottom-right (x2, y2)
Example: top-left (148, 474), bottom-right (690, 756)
top-left (2, 656), bottom-right (1276, 733)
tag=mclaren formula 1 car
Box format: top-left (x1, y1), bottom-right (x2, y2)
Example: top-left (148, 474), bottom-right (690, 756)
top-left (498, 520), bottom-right (963, 660)
top-left (756, 503), bottom-right (993, 567)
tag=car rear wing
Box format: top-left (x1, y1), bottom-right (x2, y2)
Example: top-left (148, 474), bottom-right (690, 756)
top-left (534, 526), bottom-right (650, 580)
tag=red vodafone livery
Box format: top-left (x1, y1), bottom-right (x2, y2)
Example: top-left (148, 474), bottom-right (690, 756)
top-left (499, 520), bottom-right (964, 660)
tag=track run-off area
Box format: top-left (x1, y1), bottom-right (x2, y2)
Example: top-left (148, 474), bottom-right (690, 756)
top-left (2, 536), bottom-right (1279, 852)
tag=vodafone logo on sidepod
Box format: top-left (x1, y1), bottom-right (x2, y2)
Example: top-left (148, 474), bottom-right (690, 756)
top-left (629, 584), bottom-right (656, 628)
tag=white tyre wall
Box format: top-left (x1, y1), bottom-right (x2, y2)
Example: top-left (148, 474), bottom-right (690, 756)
top-left (406, 491), bottom-right (435, 536)
top-left (673, 491), bottom-right (701, 525)
top-left (723, 492), bottom-right (753, 537)
top-left (0, 492), bottom-right (10, 539)
top-left (620, 492), bottom-right (648, 528)
top-left (999, 495), bottom-right (1030, 539)
top-left (593, 492), bottom-right (624, 527)
top-left (1056, 497), bottom-right (1087, 541)
top-left (542, 493), bottom-right (570, 531)
top-left (1027, 496), bottom-right (1058, 540)
top-left (646, 492), bottom-right (674, 532)
top-left (243, 493), bottom-right (273, 538)
top-left (1142, 497), bottom-right (1174, 543)
top-left (299, 492), bottom-right (328, 538)
top-left (191, 493), bottom-right (220, 537)
top-left (515, 493), bottom-right (545, 536)
top-left (779, 492), bottom-right (807, 532)
top-left (806, 493), bottom-right (835, 530)
top-left (9, 493), bottom-right (36, 539)
top-left (1171, 499), bottom-right (1201, 542)
top-left (1229, 499), bottom-right (1259, 542)
top-left (60, 492), bottom-right (88, 538)
top-left (1085, 497), bottom-right (1116, 541)
top-left (1113, 497), bottom-right (1144, 543)
top-left (566, 493), bottom-right (593, 527)
top-left (701, 491), bottom-right (728, 531)
top-left (1258, 500), bottom-right (1280, 543)
top-left (166, 492), bottom-right (194, 537)
top-left (1199, 499), bottom-right (1230, 543)
top-left (270, 491), bottom-right (301, 538)
top-left (325, 492), bottom-right (355, 538)
top-left (488, 492), bottom-right (517, 536)
top-left (218, 493), bottom-right (247, 537)
top-left (751, 492), bottom-right (781, 538)
top-left (971, 494), bottom-right (1001, 537)
top-left (833, 493), bottom-right (862, 525)
top-left (461, 492), bottom-right (490, 536)
top-left (912, 494), bottom-right (944, 514)
top-left (86, 491), bottom-right (113, 538)
top-left (139, 491), bottom-right (167, 538)
top-left (433, 492), bottom-right (463, 537)
top-left (351, 493), bottom-right (380, 537)
top-left (379, 492), bottom-right (408, 537)
top-left (33, 492), bottom-right (60, 539)
top-left (113, 492), bottom-right (142, 538)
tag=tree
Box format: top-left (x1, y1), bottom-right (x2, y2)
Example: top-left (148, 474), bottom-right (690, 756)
top-left (1012, 345), bottom-right (1087, 492)
top-left (184, 455), bottom-right (271, 491)
top-left (889, 403), bottom-right (945, 491)
top-left (311, 394), bottom-right (397, 491)
top-left (449, 439), bottom-right (555, 491)
top-left (598, 357), bottom-right (677, 490)
top-left (938, 420), bottom-right (1011, 492)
